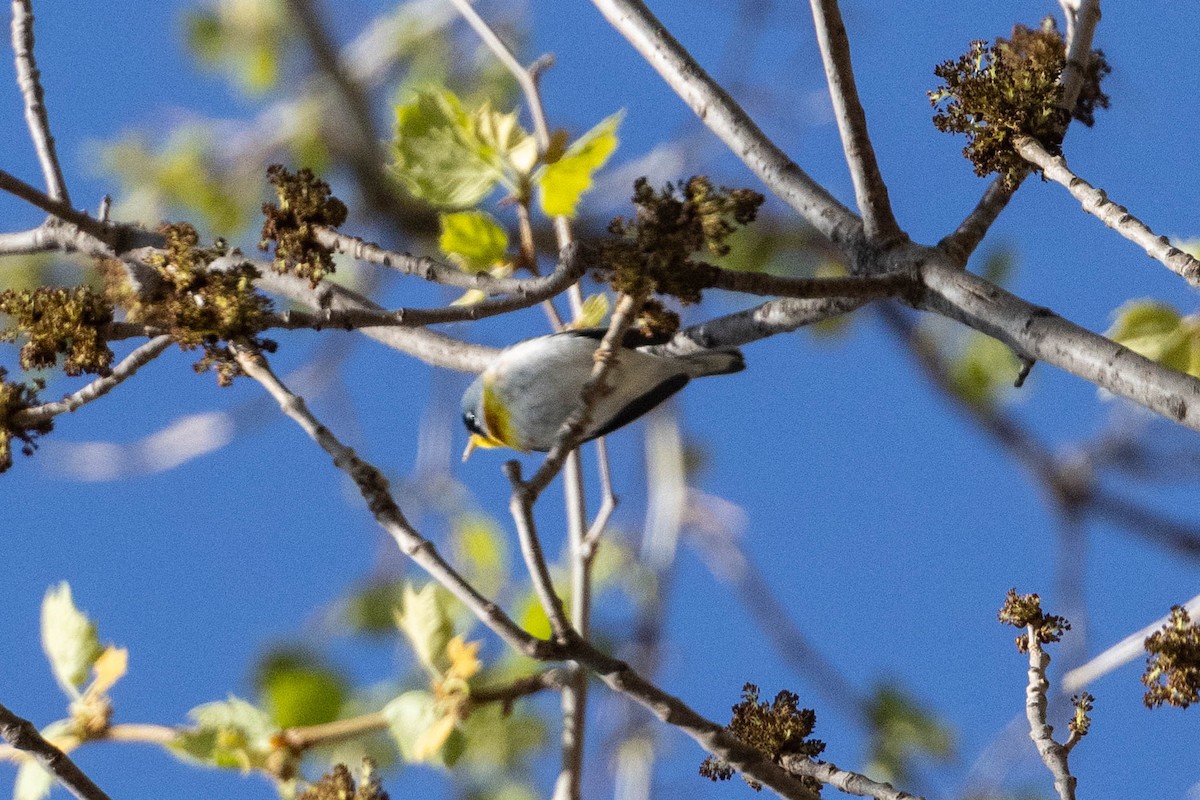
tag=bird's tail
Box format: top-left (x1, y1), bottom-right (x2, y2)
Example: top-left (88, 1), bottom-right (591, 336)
top-left (676, 348), bottom-right (745, 378)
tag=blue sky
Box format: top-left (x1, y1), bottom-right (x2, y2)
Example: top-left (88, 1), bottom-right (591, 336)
top-left (3, 1), bottom-right (1200, 799)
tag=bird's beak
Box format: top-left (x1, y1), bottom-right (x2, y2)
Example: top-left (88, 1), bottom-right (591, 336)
top-left (461, 433), bottom-right (499, 462)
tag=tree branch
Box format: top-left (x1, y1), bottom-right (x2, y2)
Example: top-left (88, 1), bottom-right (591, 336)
top-left (10, 0), bottom-right (69, 203)
top-left (1062, 591), bottom-right (1200, 692)
top-left (1014, 136), bottom-right (1200, 289)
top-left (237, 345), bottom-right (829, 800)
top-left (11, 336), bottom-right (174, 427)
top-left (315, 228), bottom-right (589, 295)
top-left (235, 347), bottom-right (553, 658)
top-left (807, 0), bottom-right (903, 245)
top-left (270, 242), bottom-right (587, 328)
top-left (588, 0), bottom-right (861, 247)
top-left (919, 258), bottom-right (1200, 433)
top-left (653, 296), bottom-right (865, 358)
top-left (0, 703), bottom-right (111, 800)
top-left (255, 270), bottom-right (499, 373)
top-left (515, 294), bottom-right (644, 500)
top-left (782, 755), bottom-right (923, 800)
top-left (1022, 625), bottom-right (1077, 800)
top-left (937, 178), bottom-right (1019, 268)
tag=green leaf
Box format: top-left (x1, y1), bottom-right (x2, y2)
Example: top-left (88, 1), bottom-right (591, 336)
top-left (457, 702), bottom-right (548, 770)
top-left (452, 514), bottom-right (510, 600)
top-left (475, 104), bottom-right (538, 176)
top-left (537, 110), bottom-right (624, 217)
top-left (980, 246), bottom-right (1017, 285)
top-left (254, 648), bottom-right (348, 729)
top-left (171, 696), bottom-right (277, 771)
top-left (381, 691), bottom-right (463, 767)
top-left (394, 583), bottom-right (454, 676)
top-left (13, 760), bottom-right (54, 800)
top-left (864, 684), bottom-right (953, 785)
top-left (949, 332), bottom-right (1021, 407)
top-left (391, 89), bottom-right (503, 208)
top-left (1107, 300), bottom-right (1192, 374)
top-left (573, 293), bottom-right (611, 329)
top-left (516, 593), bottom-right (553, 641)
top-left (41, 583), bottom-right (102, 698)
top-left (337, 579), bottom-right (408, 638)
top-left (439, 211), bottom-right (509, 273)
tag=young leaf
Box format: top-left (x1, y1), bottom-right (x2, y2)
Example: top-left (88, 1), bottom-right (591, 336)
top-left (391, 89), bottom-right (502, 208)
top-left (439, 211), bottom-right (509, 273)
top-left (444, 635), bottom-right (482, 683)
top-left (254, 648), bottom-right (348, 729)
top-left (40, 583), bottom-right (102, 698)
top-left (382, 691), bottom-right (463, 766)
top-left (171, 696), bottom-right (277, 771)
top-left (452, 514), bottom-right (509, 599)
top-left (536, 110), bottom-right (624, 218)
top-left (475, 104), bottom-right (537, 176)
top-left (394, 583), bottom-right (453, 676)
top-left (87, 646), bottom-right (129, 698)
top-left (13, 760), bottom-right (54, 800)
top-left (1107, 301), bottom-right (1193, 375)
top-left (950, 333), bottom-right (1021, 406)
top-left (572, 293), bottom-right (610, 329)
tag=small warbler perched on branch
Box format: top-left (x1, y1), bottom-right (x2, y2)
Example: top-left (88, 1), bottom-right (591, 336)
top-left (460, 328), bottom-right (744, 459)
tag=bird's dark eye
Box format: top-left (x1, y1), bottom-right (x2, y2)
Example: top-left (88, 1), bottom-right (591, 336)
top-left (463, 411), bottom-right (484, 436)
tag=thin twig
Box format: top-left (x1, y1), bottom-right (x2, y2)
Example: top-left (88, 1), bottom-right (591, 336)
top-left (581, 435), bottom-right (617, 556)
top-left (0, 169), bottom-right (105, 240)
top-left (448, 0), bottom-right (551, 147)
top-left (937, 178), bottom-right (1019, 268)
top-left (0, 703), bottom-right (111, 800)
top-left (558, 448), bottom-right (590, 800)
top-left (782, 755), bottom-right (924, 800)
top-left (255, 270), bottom-right (499, 373)
top-left (505, 459), bottom-right (574, 642)
top-left (518, 294), bottom-right (644, 500)
top-left (1062, 591), bottom-right (1200, 692)
top-left (1023, 625), bottom-right (1077, 800)
top-left (11, 336), bottom-right (173, 427)
top-left (447, 0), bottom-right (583, 319)
top-left (1057, 0), bottom-right (1102, 118)
top-left (1014, 136), bottom-right (1200, 289)
top-left (316, 228), bottom-right (586, 296)
top-left (235, 348), bottom-right (554, 658)
top-left (10, 0), bottom-right (69, 203)
top-left (807, 0), bottom-right (903, 245)
top-left (278, 669), bottom-right (568, 752)
top-left (270, 242), bottom-right (587, 328)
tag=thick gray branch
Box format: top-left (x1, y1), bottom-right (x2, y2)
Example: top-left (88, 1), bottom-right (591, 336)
top-left (920, 259), bottom-right (1200, 432)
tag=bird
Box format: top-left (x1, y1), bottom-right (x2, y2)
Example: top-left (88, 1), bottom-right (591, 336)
top-left (460, 327), bottom-right (744, 459)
